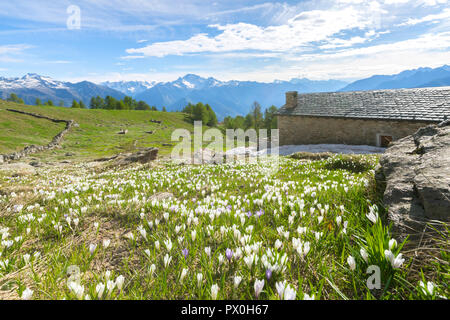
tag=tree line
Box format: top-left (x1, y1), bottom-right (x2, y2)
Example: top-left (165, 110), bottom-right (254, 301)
top-left (223, 102), bottom-right (278, 132)
top-left (87, 95), bottom-right (162, 111)
top-left (182, 102), bottom-right (218, 126)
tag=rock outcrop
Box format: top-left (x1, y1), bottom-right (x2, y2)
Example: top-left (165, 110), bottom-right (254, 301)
top-left (95, 147), bottom-right (159, 166)
top-left (377, 120), bottom-right (450, 239)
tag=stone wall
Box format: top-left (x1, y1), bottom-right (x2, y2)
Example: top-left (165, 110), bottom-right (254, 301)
top-left (277, 115), bottom-right (437, 146)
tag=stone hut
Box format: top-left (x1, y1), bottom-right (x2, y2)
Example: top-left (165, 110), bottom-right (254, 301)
top-left (276, 87), bottom-right (450, 147)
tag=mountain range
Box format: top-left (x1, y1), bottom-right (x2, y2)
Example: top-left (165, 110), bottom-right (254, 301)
top-left (1, 65), bottom-right (449, 119)
top-left (339, 65), bottom-right (450, 91)
top-left (0, 73), bottom-right (124, 107)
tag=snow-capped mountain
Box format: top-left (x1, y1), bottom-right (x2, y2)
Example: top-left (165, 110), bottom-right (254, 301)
top-left (129, 75), bottom-right (348, 119)
top-left (101, 80), bottom-right (156, 96)
top-left (339, 65), bottom-right (450, 91)
top-left (0, 73), bottom-right (124, 106)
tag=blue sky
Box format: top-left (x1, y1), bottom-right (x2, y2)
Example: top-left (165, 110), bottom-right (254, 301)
top-left (0, 0), bottom-right (449, 83)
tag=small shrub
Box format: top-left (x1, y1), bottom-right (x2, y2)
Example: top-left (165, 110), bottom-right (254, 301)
top-left (323, 154), bottom-right (376, 173)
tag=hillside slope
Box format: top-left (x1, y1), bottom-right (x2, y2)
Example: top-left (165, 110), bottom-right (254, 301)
top-left (0, 100), bottom-right (194, 160)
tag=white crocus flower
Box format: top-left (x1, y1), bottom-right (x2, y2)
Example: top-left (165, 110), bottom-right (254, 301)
top-left (68, 281), bottom-right (85, 300)
top-left (347, 255), bottom-right (356, 271)
top-left (419, 281), bottom-right (435, 295)
top-left (96, 283), bottom-right (105, 298)
top-left (366, 208), bottom-right (378, 224)
top-left (149, 264), bottom-right (156, 276)
top-left (254, 279), bottom-right (265, 298)
top-left (283, 284), bottom-right (297, 300)
top-left (115, 275), bottom-right (125, 290)
top-left (106, 280), bottom-right (116, 293)
top-left (384, 250), bottom-right (405, 269)
top-left (303, 293), bottom-right (315, 300)
top-left (164, 239), bottom-right (173, 252)
top-left (180, 268), bottom-right (188, 283)
top-left (197, 273), bottom-right (203, 286)
top-left (233, 276), bottom-right (242, 289)
top-left (211, 284), bottom-right (219, 300)
top-left (275, 281), bottom-right (286, 299)
top-left (23, 254), bottom-right (31, 264)
top-left (21, 288), bottom-right (33, 300)
top-left (103, 239), bottom-right (111, 249)
top-left (389, 239), bottom-right (397, 250)
top-left (360, 248), bottom-right (369, 263)
top-left (89, 243), bottom-right (97, 255)
top-left (164, 253), bottom-right (172, 267)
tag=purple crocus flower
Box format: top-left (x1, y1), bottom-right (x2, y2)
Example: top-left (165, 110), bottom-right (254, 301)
top-left (265, 269), bottom-right (272, 280)
top-left (256, 210), bottom-right (265, 218)
top-left (225, 248), bottom-right (233, 261)
top-left (247, 211), bottom-right (252, 218)
top-left (182, 248), bottom-right (188, 259)
top-left (226, 205), bottom-right (232, 211)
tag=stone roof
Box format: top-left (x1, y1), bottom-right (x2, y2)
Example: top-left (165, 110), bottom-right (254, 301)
top-left (277, 87), bottom-right (450, 122)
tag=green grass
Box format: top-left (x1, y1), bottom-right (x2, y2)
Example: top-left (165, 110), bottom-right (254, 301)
top-left (0, 106), bottom-right (65, 154)
top-left (0, 100), bottom-right (195, 160)
top-left (0, 155), bottom-right (447, 300)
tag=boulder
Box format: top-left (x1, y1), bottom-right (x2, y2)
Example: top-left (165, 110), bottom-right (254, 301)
top-left (0, 155), bottom-right (4, 164)
top-left (115, 147), bottom-right (159, 165)
top-left (377, 120), bottom-right (450, 239)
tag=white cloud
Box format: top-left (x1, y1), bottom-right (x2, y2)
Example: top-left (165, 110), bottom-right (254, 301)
top-left (0, 44), bottom-right (33, 62)
top-left (397, 8), bottom-right (450, 25)
top-left (126, 6), bottom-right (381, 58)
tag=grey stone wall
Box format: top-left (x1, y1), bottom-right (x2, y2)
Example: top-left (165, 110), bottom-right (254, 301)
top-left (277, 115), bottom-right (437, 146)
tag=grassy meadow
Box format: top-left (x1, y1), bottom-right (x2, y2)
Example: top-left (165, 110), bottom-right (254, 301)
top-left (0, 101), bottom-right (447, 300)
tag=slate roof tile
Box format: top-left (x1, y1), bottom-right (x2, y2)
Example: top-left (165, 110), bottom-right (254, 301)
top-left (277, 87), bottom-right (450, 122)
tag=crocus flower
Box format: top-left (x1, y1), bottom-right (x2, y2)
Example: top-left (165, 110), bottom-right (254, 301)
top-left (149, 264), bottom-right (156, 276)
top-left (265, 269), bottom-right (272, 280)
top-left (360, 248), bottom-right (369, 263)
top-left (225, 248), bottom-right (233, 261)
top-left (218, 254), bottom-right (224, 265)
top-left (347, 255), bottom-right (356, 271)
top-left (366, 209), bottom-right (378, 224)
top-left (103, 239), bottom-right (111, 249)
top-left (180, 268), bottom-right (188, 283)
top-left (21, 288), bottom-right (33, 300)
top-left (96, 283), bottom-right (105, 298)
top-left (283, 284), bottom-right (297, 300)
top-left (164, 254), bottom-right (172, 267)
top-left (389, 239), bottom-right (397, 250)
top-left (115, 275), bottom-right (125, 290)
top-left (234, 276), bottom-right (242, 289)
top-left (419, 281), bottom-right (435, 295)
top-left (164, 239), bottom-right (172, 252)
top-left (303, 293), bottom-right (315, 300)
top-left (254, 279), bottom-right (265, 298)
top-left (197, 273), bottom-right (203, 286)
top-left (68, 281), bottom-right (84, 300)
top-left (211, 284), bottom-right (219, 300)
top-left (89, 243), bottom-right (97, 255)
top-left (385, 250), bottom-right (405, 269)
top-left (182, 248), bottom-right (189, 260)
top-left (205, 247), bottom-right (211, 257)
top-left (275, 281), bottom-right (286, 299)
